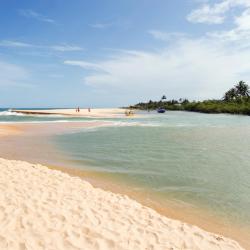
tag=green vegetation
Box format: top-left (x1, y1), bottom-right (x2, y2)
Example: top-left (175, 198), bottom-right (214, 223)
top-left (129, 81), bottom-right (250, 115)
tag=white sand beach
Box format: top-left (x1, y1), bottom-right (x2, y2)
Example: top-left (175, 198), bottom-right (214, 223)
top-left (11, 108), bottom-right (129, 118)
top-left (0, 158), bottom-right (244, 250)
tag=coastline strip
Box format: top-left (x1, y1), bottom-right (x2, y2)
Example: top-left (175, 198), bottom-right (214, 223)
top-left (11, 108), bottom-right (126, 118)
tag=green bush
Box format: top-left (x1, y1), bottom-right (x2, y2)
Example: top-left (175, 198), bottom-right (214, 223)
top-left (129, 82), bottom-right (250, 116)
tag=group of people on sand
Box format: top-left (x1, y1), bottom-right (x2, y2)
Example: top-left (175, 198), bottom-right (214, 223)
top-left (75, 107), bottom-right (91, 113)
top-left (124, 109), bottom-right (134, 116)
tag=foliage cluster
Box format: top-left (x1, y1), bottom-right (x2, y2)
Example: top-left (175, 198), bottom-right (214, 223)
top-left (129, 81), bottom-right (250, 115)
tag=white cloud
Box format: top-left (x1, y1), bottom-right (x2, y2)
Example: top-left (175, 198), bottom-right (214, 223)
top-left (64, 60), bottom-right (103, 71)
top-left (64, 3), bottom-right (250, 102)
top-left (235, 8), bottom-right (250, 30)
top-left (0, 40), bottom-right (33, 48)
top-left (187, 2), bottom-right (229, 24)
top-left (64, 35), bottom-right (250, 101)
top-left (51, 45), bottom-right (83, 52)
top-left (61, 1), bottom-right (250, 103)
top-left (0, 40), bottom-right (83, 52)
top-left (89, 22), bottom-right (113, 29)
top-left (207, 6), bottom-right (250, 42)
top-left (0, 60), bottom-right (32, 87)
top-left (19, 9), bottom-right (55, 24)
top-left (148, 30), bottom-right (187, 41)
top-left (187, 0), bottom-right (250, 24)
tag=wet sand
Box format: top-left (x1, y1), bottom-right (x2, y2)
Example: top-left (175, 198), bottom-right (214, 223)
top-left (0, 124), bottom-right (21, 137)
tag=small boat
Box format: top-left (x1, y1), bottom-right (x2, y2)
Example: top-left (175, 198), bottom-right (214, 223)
top-left (157, 108), bottom-right (166, 113)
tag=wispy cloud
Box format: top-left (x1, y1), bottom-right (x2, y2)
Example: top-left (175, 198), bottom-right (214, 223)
top-left (89, 22), bottom-right (113, 29)
top-left (0, 60), bottom-right (33, 87)
top-left (64, 60), bottom-right (103, 71)
top-left (187, 0), bottom-right (250, 24)
top-left (0, 40), bottom-right (33, 48)
top-left (205, 4), bottom-right (250, 43)
top-left (187, 2), bottom-right (229, 24)
top-left (51, 45), bottom-right (83, 52)
top-left (19, 9), bottom-right (55, 24)
top-left (148, 30), bottom-right (187, 41)
top-left (0, 40), bottom-right (84, 52)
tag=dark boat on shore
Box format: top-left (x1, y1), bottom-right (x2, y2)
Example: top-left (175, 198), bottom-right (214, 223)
top-left (157, 108), bottom-right (166, 113)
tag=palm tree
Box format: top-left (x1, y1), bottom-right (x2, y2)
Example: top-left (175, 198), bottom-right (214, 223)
top-left (235, 81), bottom-right (249, 97)
top-left (224, 88), bottom-right (237, 101)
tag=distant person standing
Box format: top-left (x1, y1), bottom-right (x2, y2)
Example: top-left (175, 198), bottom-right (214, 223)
top-left (88, 108), bottom-right (91, 112)
top-left (78, 107), bottom-right (80, 112)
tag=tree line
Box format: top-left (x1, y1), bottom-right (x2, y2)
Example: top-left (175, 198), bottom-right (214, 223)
top-left (129, 81), bottom-right (250, 115)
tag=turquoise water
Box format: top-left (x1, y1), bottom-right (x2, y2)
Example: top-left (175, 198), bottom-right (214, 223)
top-left (1, 109), bottom-right (250, 228)
top-left (53, 112), bottom-right (250, 227)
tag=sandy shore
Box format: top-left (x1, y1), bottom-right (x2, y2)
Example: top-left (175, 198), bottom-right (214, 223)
top-left (0, 125), bottom-right (21, 137)
top-left (0, 158), bottom-right (244, 250)
top-left (0, 121), bottom-right (113, 137)
top-left (11, 108), bottom-right (130, 118)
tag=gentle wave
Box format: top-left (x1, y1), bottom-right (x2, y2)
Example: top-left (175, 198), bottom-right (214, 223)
top-left (0, 111), bottom-right (25, 116)
top-left (0, 110), bottom-right (69, 118)
top-left (62, 122), bottom-right (162, 133)
top-left (110, 121), bottom-right (161, 127)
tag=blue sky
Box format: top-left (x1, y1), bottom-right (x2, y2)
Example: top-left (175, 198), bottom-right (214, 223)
top-left (1, 0), bottom-right (250, 107)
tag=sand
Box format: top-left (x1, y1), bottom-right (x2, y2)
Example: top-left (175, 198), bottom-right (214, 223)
top-left (0, 158), bottom-right (244, 250)
top-left (0, 121), bottom-right (114, 137)
top-left (11, 108), bottom-right (130, 118)
top-left (0, 125), bottom-right (20, 137)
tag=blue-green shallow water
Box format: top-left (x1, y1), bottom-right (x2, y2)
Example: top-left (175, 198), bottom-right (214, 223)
top-left (52, 111), bottom-right (250, 227)
top-left (1, 109), bottom-right (250, 229)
